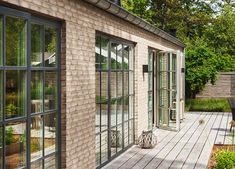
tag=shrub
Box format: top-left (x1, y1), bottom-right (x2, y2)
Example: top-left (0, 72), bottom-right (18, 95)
top-left (215, 151), bottom-right (235, 169)
top-left (185, 98), bottom-right (230, 112)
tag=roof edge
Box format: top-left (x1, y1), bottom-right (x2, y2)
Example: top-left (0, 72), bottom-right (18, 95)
top-left (83, 0), bottom-right (185, 48)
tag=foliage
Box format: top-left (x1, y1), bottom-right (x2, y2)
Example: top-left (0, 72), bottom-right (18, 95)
top-left (5, 127), bottom-right (15, 145)
top-left (215, 150), bottom-right (235, 169)
top-left (121, 0), bottom-right (235, 98)
top-left (6, 103), bottom-right (17, 117)
top-left (185, 98), bottom-right (230, 112)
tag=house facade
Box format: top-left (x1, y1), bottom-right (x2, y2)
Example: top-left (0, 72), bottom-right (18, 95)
top-left (0, 0), bottom-right (185, 168)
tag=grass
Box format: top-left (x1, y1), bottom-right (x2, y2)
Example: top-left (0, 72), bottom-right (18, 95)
top-left (185, 98), bottom-right (231, 112)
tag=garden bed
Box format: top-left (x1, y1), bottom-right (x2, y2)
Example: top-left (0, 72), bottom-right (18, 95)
top-left (208, 144), bottom-right (235, 169)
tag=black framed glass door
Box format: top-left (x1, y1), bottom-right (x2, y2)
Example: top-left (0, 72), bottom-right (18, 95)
top-left (95, 34), bottom-right (134, 168)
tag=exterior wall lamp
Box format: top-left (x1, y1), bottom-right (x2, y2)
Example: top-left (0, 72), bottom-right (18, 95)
top-left (143, 65), bottom-right (149, 73)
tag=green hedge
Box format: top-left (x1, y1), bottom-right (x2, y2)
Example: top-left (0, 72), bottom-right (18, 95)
top-left (185, 98), bottom-right (231, 112)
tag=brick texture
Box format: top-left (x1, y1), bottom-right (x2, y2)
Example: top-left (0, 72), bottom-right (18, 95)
top-left (0, 0), bottom-right (184, 168)
top-left (196, 72), bottom-right (235, 98)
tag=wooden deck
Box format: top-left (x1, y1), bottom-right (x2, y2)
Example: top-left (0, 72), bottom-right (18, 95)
top-left (102, 112), bottom-right (234, 169)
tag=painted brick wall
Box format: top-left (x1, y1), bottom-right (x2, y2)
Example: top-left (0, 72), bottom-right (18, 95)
top-left (1, 0), bottom-right (183, 168)
top-left (196, 72), bottom-right (235, 98)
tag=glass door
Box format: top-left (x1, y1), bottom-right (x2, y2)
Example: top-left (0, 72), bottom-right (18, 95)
top-left (157, 52), bottom-right (180, 130)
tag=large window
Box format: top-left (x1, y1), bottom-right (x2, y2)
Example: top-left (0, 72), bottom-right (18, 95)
top-left (95, 34), bottom-right (134, 168)
top-left (148, 49), bottom-right (154, 130)
top-left (0, 6), bottom-right (60, 169)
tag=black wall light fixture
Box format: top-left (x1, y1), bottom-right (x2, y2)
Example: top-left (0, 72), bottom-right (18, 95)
top-left (143, 65), bottom-right (149, 73)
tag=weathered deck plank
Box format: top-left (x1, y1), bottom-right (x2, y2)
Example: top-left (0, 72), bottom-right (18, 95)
top-left (101, 112), bottom-right (232, 169)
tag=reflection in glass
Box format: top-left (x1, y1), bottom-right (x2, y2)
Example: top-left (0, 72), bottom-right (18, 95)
top-left (6, 71), bottom-right (26, 119)
top-left (100, 37), bottom-right (108, 70)
top-left (129, 120), bottom-right (134, 144)
top-left (0, 17), bottom-right (2, 65)
top-left (5, 121), bottom-right (26, 169)
top-left (31, 71), bottom-right (43, 113)
top-left (110, 72), bottom-right (116, 98)
top-left (124, 122), bottom-right (128, 147)
top-left (117, 44), bottom-right (122, 69)
top-left (101, 131), bottom-right (108, 163)
top-left (44, 113), bottom-right (56, 156)
top-left (110, 99), bottom-right (117, 127)
top-left (6, 16), bottom-right (26, 66)
top-left (123, 45), bottom-right (129, 69)
top-left (111, 43), bottom-right (117, 70)
top-left (124, 97), bottom-right (129, 121)
top-left (117, 125), bottom-right (122, 152)
top-left (44, 155), bottom-right (56, 169)
top-left (101, 102), bottom-right (108, 132)
top-left (96, 135), bottom-right (100, 167)
top-left (117, 98), bottom-right (122, 125)
top-left (117, 72), bottom-right (122, 97)
top-left (96, 104), bottom-right (100, 134)
top-left (0, 72), bottom-right (2, 121)
top-left (0, 127), bottom-right (2, 168)
top-left (44, 27), bottom-right (57, 67)
top-left (31, 160), bottom-right (43, 169)
top-left (95, 36), bottom-right (101, 69)
top-left (124, 72), bottom-right (128, 96)
top-left (45, 71), bottom-right (57, 111)
top-left (31, 116), bottom-right (43, 161)
top-left (101, 72), bottom-right (108, 101)
top-left (31, 24), bottom-right (43, 67)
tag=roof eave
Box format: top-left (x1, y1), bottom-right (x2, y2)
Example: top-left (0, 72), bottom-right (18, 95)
top-left (83, 0), bottom-right (186, 48)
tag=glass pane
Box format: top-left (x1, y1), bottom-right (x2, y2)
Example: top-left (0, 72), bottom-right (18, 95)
top-left (129, 71), bottom-right (134, 95)
top-left (110, 72), bottom-right (116, 98)
top-left (31, 115), bottom-right (43, 161)
top-left (117, 72), bottom-right (122, 97)
top-left (129, 120), bottom-right (134, 144)
top-left (110, 127), bottom-right (116, 157)
top-left (117, 98), bottom-right (122, 125)
top-left (95, 36), bottom-right (101, 69)
top-left (101, 72), bottom-right (108, 101)
top-left (123, 45), bottom-right (129, 70)
top-left (31, 160), bottom-right (43, 169)
top-left (5, 121), bottom-right (26, 169)
top-left (44, 155), bottom-right (56, 169)
top-left (100, 102), bottom-right (108, 132)
top-left (0, 127), bottom-right (2, 169)
top-left (172, 54), bottom-right (177, 71)
top-left (45, 71), bottom-right (57, 111)
top-left (110, 99), bottom-right (117, 127)
top-left (110, 43), bottom-right (117, 70)
top-left (124, 122), bottom-right (128, 148)
top-left (100, 37), bottom-right (108, 70)
top-left (0, 17), bottom-right (2, 66)
top-left (6, 16), bottom-right (27, 66)
top-left (44, 27), bottom-right (57, 67)
top-left (6, 70), bottom-right (26, 119)
top-left (31, 71), bottom-right (43, 113)
top-left (0, 71), bottom-right (2, 121)
top-left (129, 96), bottom-right (133, 119)
top-left (117, 125), bottom-right (122, 152)
top-left (124, 72), bottom-right (128, 96)
top-left (117, 44), bottom-right (122, 69)
top-left (148, 72), bottom-right (152, 91)
top-left (44, 113), bottom-right (56, 155)
top-left (124, 97), bottom-right (129, 121)
top-left (31, 24), bottom-right (43, 67)
top-left (96, 72), bottom-right (100, 102)
top-left (159, 54), bottom-right (167, 71)
top-left (96, 104), bottom-right (100, 134)
top-left (95, 135), bottom-right (100, 167)
top-left (148, 51), bottom-right (153, 71)
top-left (101, 131), bottom-right (108, 164)
top-left (129, 47), bottom-right (133, 71)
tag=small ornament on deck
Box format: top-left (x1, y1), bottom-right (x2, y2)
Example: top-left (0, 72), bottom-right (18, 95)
top-left (138, 130), bottom-right (157, 149)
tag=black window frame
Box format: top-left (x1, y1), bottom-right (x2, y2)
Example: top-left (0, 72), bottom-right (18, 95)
top-left (95, 32), bottom-right (135, 169)
top-left (0, 5), bottom-right (61, 169)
